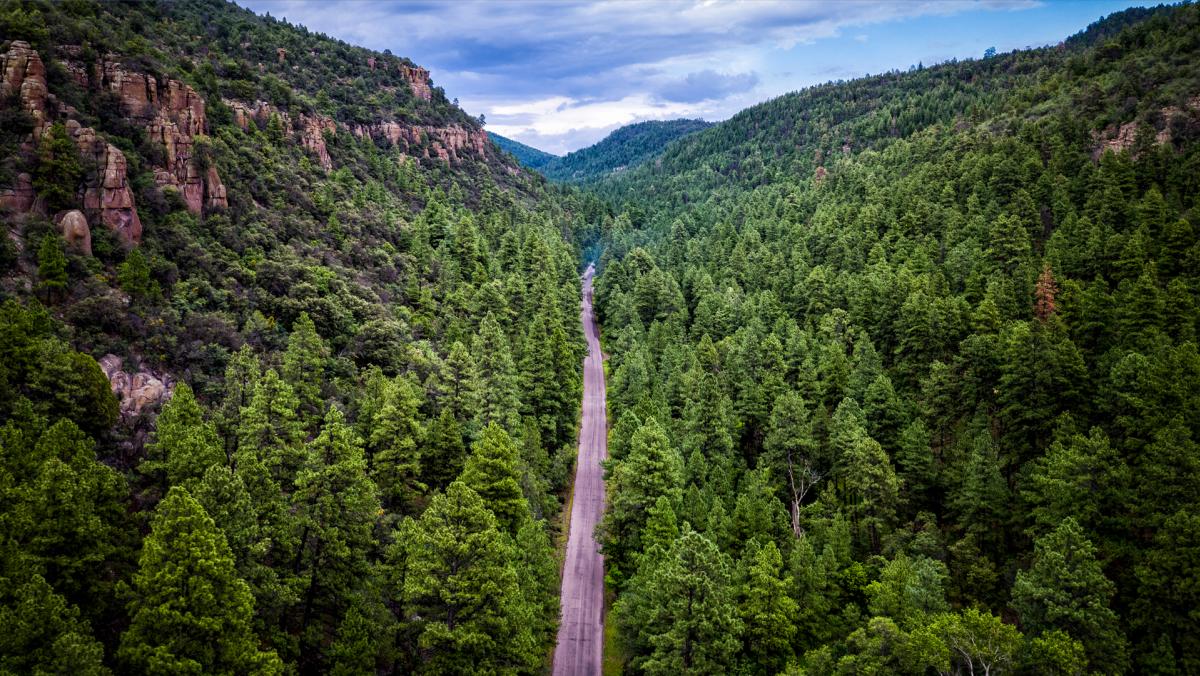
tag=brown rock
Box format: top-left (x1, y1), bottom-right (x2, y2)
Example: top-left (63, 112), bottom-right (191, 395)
top-left (0, 172), bottom-right (35, 213)
top-left (56, 209), bottom-right (91, 255)
top-left (1, 41), bottom-right (50, 138)
top-left (299, 114), bottom-right (336, 171)
top-left (98, 354), bottom-right (173, 419)
top-left (367, 57), bottom-right (376, 70)
top-left (400, 65), bottom-right (432, 101)
top-left (72, 125), bottom-right (142, 245)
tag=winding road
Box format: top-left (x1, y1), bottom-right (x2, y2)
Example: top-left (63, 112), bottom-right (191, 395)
top-left (553, 263), bottom-right (608, 676)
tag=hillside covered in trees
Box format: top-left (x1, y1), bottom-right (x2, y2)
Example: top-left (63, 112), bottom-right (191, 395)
top-left (0, 0), bottom-right (608, 673)
top-left (530, 118), bottom-right (713, 184)
top-left (489, 131), bottom-right (558, 171)
top-left (4, 0), bottom-right (1200, 674)
top-left (589, 3), bottom-right (1200, 674)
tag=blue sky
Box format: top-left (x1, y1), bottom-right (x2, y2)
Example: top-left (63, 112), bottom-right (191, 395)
top-left (240, 0), bottom-right (1143, 154)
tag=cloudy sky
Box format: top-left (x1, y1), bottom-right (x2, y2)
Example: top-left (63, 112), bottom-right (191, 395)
top-left (240, 0), bottom-right (1139, 155)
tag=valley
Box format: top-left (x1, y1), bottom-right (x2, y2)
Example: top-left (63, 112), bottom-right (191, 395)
top-left (1, 1), bottom-right (1199, 674)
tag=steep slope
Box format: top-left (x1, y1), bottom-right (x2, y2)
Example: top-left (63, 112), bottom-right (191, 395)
top-left (489, 130), bottom-right (558, 170)
top-left (541, 118), bottom-right (712, 183)
top-left (592, 4), bottom-right (1200, 674)
top-left (0, 1), bottom-right (604, 674)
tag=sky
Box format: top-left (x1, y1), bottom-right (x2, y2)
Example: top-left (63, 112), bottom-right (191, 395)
top-left (240, 0), bottom-right (1143, 155)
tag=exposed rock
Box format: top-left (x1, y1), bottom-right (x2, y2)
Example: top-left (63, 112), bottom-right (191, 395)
top-left (350, 122), bottom-right (488, 163)
top-left (277, 47), bottom-right (287, 63)
top-left (367, 56), bottom-right (376, 70)
top-left (0, 172), bottom-right (35, 213)
top-left (71, 124), bottom-right (142, 245)
top-left (83, 55), bottom-right (225, 215)
top-left (1092, 100), bottom-right (1200, 160)
top-left (400, 65), bottom-right (432, 101)
top-left (98, 354), bottom-right (174, 419)
top-left (1, 41), bottom-right (50, 139)
top-left (814, 166), bottom-right (828, 183)
top-left (56, 209), bottom-right (91, 255)
top-left (299, 113), bottom-right (336, 171)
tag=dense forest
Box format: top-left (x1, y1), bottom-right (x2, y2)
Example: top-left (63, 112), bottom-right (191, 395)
top-left (590, 3), bottom-right (1200, 674)
top-left (0, 0), bottom-right (608, 673)
top-left (503, 119), bottom-right (713, 184)
top-left (488, 131), bottom-right (558, 172)
top-left (3, 0), bottom-right (1200, 674)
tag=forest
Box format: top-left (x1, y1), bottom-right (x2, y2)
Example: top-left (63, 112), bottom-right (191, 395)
top-left (1, 0), bottom-right (1199, 674)
top-left (591, 3), bottom-right (1200, 674)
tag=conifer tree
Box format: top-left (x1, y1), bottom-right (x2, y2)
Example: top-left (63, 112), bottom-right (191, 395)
top-left (738, 540), bottom-right (796, 674)
top-left (367, 375), bottom-right (426, 513)
top-left (238, 369), bottom-right (305, 492)
top-left (403, 482), bottom-right (539, 673)
top-left (601, 417), bottom-right (684, 574)
top-left (119, 487), bottom-right (282, 675)
top-left (1013, 518), bottom-right (1128, 671)
top-left (144, 383), bottom-right (224, 490)
top-left (458, 422), bottom-right (530, 535)
top-left (282, 312), bottom-right (329, 429)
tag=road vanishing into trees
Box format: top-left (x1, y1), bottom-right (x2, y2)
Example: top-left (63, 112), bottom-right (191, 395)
top-left (553, 264), bottom-right (608, 676)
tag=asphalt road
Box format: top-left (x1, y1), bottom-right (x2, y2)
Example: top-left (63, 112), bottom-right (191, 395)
top-left (552, 264), bottom-right (608, 676)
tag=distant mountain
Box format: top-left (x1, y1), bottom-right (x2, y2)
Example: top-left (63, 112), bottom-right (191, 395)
top-left (540, 119), bottom-right (712, 183)
top-left (488, 131), bottom-right (559, 170)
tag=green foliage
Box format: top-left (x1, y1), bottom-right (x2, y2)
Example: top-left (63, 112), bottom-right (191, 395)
top-left (33, 122), bottom-right (83, 213)
top-left (119, 487), bottom-right (282, 675)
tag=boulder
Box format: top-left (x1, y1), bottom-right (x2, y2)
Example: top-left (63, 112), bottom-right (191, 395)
top-left (98, 354), bottom-right (173, 419)
top-left (56, 209), bottom-right (91, 255)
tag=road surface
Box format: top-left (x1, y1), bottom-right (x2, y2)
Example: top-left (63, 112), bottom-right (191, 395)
top-left (553, 264), bottom-right (608, 676)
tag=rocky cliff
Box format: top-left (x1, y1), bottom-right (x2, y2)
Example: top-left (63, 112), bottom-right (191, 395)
top-left (1, 41), bottom-right (230, 245)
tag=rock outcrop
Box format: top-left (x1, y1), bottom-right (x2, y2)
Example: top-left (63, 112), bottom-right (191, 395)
top-left (299, 114), bottom-right (336, 171)
top-left (0, 172), bottom-right (35, 213)
top-left (56, 209), bottom-right (91, 255)
top-left (1092, 98), bottom-right (1200, 160)
top-left (1, 41), bottom-right (50, 139)
top-left (400, 65), bottom-right (432, 101)
top-left (75, 54), bottom-right (227, 214)
top-left (70, 122), bottom-right (142, 245)
top-left (350, 122), bottom-right (488, 163)
top-left (98, 354), bottom-right (173, 419)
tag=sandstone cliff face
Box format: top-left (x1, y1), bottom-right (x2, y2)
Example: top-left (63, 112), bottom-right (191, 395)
top-left (70, 121), bottom-right (143, 246)
top-left (400, 65), bottom-right (432, 101)
top-left (1092, 97), bottom-right (1200, 159)
top-left (1, 41), bottom-right (50, 139)
top-left (350, 122), bottom-right (489, 163)
top-left (0, 172), bottom-right (35, 213)
top-left (84, 55), bottom-right (227, 214)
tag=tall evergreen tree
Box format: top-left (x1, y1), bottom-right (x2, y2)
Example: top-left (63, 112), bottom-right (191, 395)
top-left (119, 487), bottom-right (282, 675)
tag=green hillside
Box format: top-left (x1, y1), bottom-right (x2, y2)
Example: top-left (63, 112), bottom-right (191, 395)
top-left (540, 118), bottom-right (712, 183)
top-left (0, 0), bottom-right (606, 673)
top-left (590, 4), bottom-right (1200, 674)
top-left (488, 130), bottom-right (558, 170)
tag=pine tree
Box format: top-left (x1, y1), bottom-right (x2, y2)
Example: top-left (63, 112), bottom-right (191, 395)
top-left (0, 572), bottom-right (107, 675)
top-left (37, 234), bottom-right (68, 301)
top-left (289, 406), bottom-right (380, 669)
top-left (1013, 518), bottom-right (1128, 672)
top-left (144, 383), bottom-right (224, 490)
top-left (470, 313), bottom-right (522, 436)
top-left (33, 122), bottom-right (83, 213)
top-left (238, 369), bottom-right (305, 492)
top-left (119, 487), bottom-right (282, 675)
top-left (738, 540), bottom-right (796, 674)
top-left (638, 529), bottom-right (742, 675)
top-left (403, 482), bottom-right (539, 673)
top-left (282, 312), bottom-right (329, 429)
top-left (458, 422), bottom-right (530, 535)
top-left (764, 391), bottom-right (821, 537)
top-left (601, 417), bottom-right (684, 574)
top-left (421, 408), bottom-right (467, 491)
top-left (215, 345), bottom-right (260, 461)
top-left (367, 375), bottom-right (426, 513)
